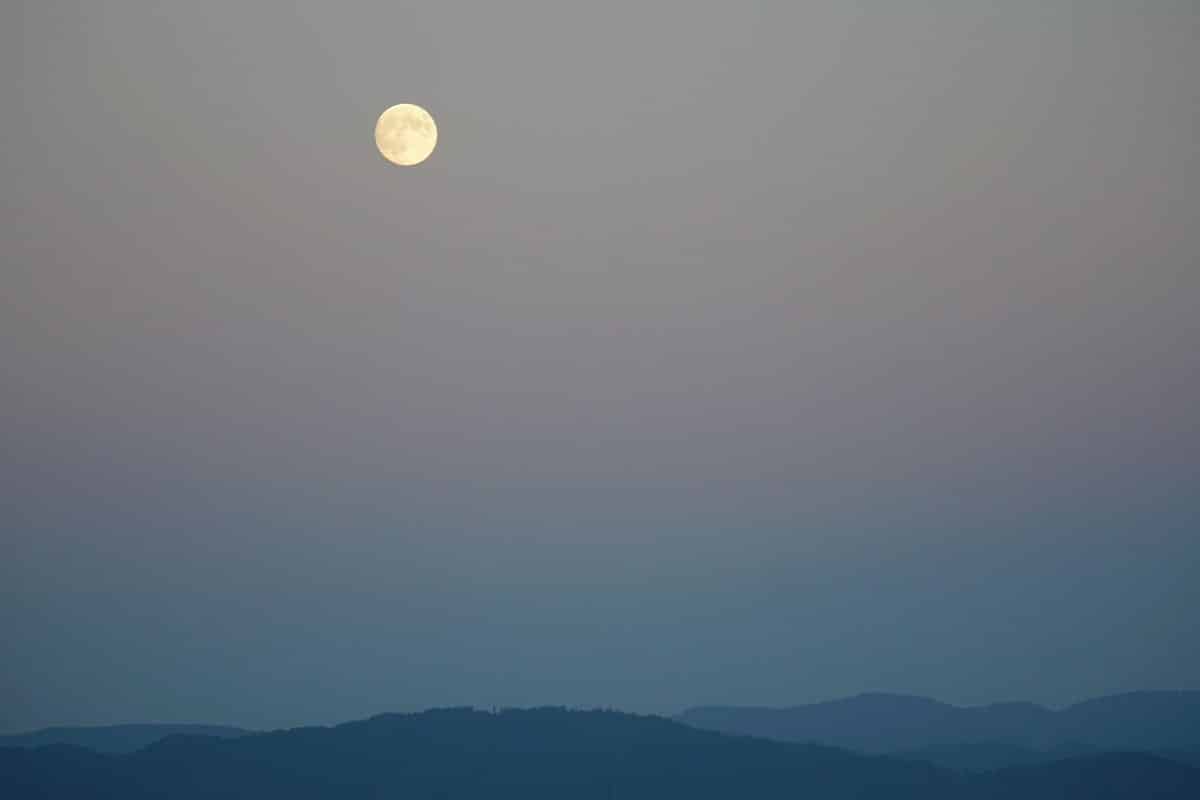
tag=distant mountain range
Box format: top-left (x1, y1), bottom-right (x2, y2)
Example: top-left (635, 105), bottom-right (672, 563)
top-left (0, 724), bottom-right (249, 754)
top-left (677, 690), bottom-right (1200, 769)
top-left (2, 707), bottom-right (1198, 799)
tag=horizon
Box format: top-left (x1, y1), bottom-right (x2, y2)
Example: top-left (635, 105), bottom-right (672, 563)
top-left (6, 701), bottom-right (1199, 799)
top-left (8, 687), bottom-right (1200, 736)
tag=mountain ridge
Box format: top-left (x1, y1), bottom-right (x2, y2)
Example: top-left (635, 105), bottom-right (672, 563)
top-left (2, 706), bottom-right (1198, 799)
top-left (677, 690), bottom-right (1200, 756)
top-left (0, 724), bottom-right (250, 754)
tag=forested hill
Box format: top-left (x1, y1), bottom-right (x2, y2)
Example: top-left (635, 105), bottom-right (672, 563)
top-left (3, 707), bottom-right (1198, 799)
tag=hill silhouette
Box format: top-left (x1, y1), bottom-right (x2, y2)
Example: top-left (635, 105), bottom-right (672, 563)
top-left (890, 741), bottom-right (1094, 771)
top-left (0, 724), bottom-right (250, 754)
top-left (970, 752), bottom-right (1200, 800)
top-left (2, 707), bottom-right (1197, 799)
top-left (677, 690), bottom-right (1200, 758)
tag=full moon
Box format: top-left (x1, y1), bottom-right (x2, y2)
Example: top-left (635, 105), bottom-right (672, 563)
top-left (375, 104), bottom-right (438, 166)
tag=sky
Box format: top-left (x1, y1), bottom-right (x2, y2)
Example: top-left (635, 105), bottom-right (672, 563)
top-left (2, 1), bottom-right (1197, 733)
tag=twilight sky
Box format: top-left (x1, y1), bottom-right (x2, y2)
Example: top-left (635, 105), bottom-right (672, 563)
top-left (2, 1), bottom-right (1197, 733)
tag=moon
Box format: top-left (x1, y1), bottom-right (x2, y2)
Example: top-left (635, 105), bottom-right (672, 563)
top-left (375, 104), bottom-right (438, 166)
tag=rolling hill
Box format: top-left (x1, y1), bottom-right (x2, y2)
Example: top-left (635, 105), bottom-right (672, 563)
top-left (0, 724), bottom-right (249, 755)
top-left (677, 690), bottom-right (1200, 757)
top-left (2, 707), bottom-right (1197, 799)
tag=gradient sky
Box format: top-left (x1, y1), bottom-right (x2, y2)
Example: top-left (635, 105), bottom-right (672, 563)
top-left (2, 1), bottom-right (1198, 733)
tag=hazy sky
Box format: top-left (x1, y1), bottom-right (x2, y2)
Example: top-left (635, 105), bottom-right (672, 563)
top-left (2, 1), bottom-right (1197, 732)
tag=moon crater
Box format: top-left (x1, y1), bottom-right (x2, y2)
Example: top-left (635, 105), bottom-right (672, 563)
top-left (375, 104), bottom-right (438, 166)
